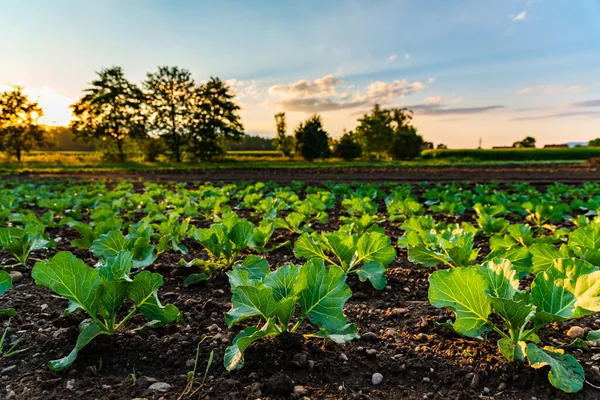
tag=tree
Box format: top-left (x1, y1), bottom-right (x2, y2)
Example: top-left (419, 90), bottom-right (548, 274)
top-left (143, 66), bottom-right (197, 162)
top-left (436, 143), bottom-right (448, 149)
top-left (70, 67), bottom-right (145, 161)
top-left (334, 130), bottom-right (362, 161)
top-left (512, 136), bottom-right (536, 148)
top-left (273, 112), bottom-right (294, 157)
top-left (389, 125), bottom-right (424, 160)
top-left (588, 138), bottom-right (600, 147)
top-left (294, 115), bottom-right (331, 161)
top-left (355, 104), bottom-right (394, 156)
top-left (423, 141), bottom-right (434, 150)
top-left (188, 77), bottom-right (244, 161)
top-left (0, 87), bottom-right (51, 162)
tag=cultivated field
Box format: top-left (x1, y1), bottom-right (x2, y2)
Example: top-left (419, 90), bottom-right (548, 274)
top-left (1, 172), bottom-right (600, 400)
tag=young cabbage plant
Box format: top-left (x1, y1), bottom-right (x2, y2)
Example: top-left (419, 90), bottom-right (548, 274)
top-left (339, 214), bottom-right (386, 235)
top-left (184, 219), bottom-right (254, 286)
top-left (66, 217), bottom-right (123, 249)
top-left (154, 215), bottom-right (190, 254)
top-left (429, 200), bottom-right (467, 218)
top-left (398, 227), bottom-right (479, 269)
top-left (428, 258), bottom-right (600, 393)
top-left (0, 226), bottom-right (53, 267)
top-left (0, 271), bottom-right (16, 316)
top-left (274, 212), bottom-right (311, 234)
top-left (91, 225), bottom-right (156, 269)
top-left (529, 223), bottom-right (600, 273)
top-left (224, 257), bottom-right (359, 371)
top-left (294, 230), bottom-right (396, 290)
top-left (522, 200), bottom-right (571, 230)
top-left (248, 219), bottom-right (289, 255)
top-left (385, 197), bottom-right (424, 223)
top-left (32, 251), bottom-right (181, 371)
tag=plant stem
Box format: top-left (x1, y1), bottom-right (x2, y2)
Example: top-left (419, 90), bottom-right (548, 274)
top-left (115, 307), bottom-right (138, 331)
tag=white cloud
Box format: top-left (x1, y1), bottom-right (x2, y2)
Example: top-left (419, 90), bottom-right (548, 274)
top-left (269, 74), bottom-right (342, 97)
top-left (388, 54), bottom-right (398, 61)
top-left (267, 75), bottom-right (425, 113)
top-left (517, 85), bottom-right (584, 95)
top-left (225, 78), bottom-right (262, 99)
top-left (428, 77), bottom-right (436, 84)
top-left (404, 53), bottom-right (411, 60)
top-left (513, 10), bottom-right (527, 21)
top-left (425, 96), bottom-right (444, 105)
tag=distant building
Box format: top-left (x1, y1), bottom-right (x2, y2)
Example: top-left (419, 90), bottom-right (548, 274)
top-left (544, 144), bottom-right (568, 148)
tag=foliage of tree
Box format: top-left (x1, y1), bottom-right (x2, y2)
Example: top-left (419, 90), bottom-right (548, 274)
top-left (273, 112), bottom-right (294, 157)
top-left (437, 143), bottom-right (448, 149)
top-left (588, 138), bottom-right (600, 147)
top-left (334, 130), bottom-right (362, 161)
top-left (355, 105), bottom-right (424, 160)
top-left (294, 115), bottom-right (332, 161)
top-left (228, 134), bottom-right (275, 150)
top-left (143, 66), bottom-right (197, 162)
top-left (70, 67), bottom-right (145, 162)
top-left (46, 126), bottom-right (96, 151)
top-left (389, 126), bottom-right (424, 160)
top-left (423, 141), bottom-right (434, 150)
top-left (0, 87), bottom-right (51, 162)
top-left (512, 136), bottom-right (536, 148)
top-left (187, 77), bottom-right (244, 161)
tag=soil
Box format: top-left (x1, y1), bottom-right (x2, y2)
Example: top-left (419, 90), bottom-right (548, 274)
top-left (1, 176), bottom-right (600, 400)
top-left (9, 163), bottom-right (600, 184)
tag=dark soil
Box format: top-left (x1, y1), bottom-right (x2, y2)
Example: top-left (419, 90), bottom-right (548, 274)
top-left (1, 176), bottom-right (600, 400)
top-left (10, 163), bottom-right (600, 184)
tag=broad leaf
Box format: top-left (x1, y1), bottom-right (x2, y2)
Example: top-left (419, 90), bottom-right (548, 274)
top-left (308, 323), bottom-right (360, 343)
top-left (224, 319), bottom-right (277, 371)
top-left (527, 344), bottom-right (584, 393)
top-left (49, 321), bottom-right (109, 371)
top-left (127, 271), bottom-right (181, 324)
top-left (356, 262), bottom-right (387, 290)
top-left (428, 267), bottom-right (492, 338)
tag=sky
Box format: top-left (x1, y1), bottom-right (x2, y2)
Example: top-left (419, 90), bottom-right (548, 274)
top-left (1, 0), bottom-right (599, 148)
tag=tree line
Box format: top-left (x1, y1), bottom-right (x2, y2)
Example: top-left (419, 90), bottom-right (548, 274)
top-left (274, 104), bottom-right (436, 161)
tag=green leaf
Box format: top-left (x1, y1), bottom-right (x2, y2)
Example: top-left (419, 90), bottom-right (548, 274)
top-left (568, 225), bottom-right (600, 265)
top-left (224, 319), bottom-right (277, 371)
top-left (308, 323), bottom-right (360, 343)
top-left (91, 230), bottom-right (128, 260)
top-left (428, 267), bottom-right (492, 338)
top-left (355, 232), bottom-right (396, 266)
top-left (99, 250), bottom-right (133, 282)
top-left (490, 292), bottom-right (536, 338)
top-left (526, 344), bottom-right (584, 393)
top-left (356, 262), bottom-right (387, 290)
top-left (295, 259), bottom-right (352, 331)
top-left (183, 273), bottom-right (210, 287)
top-left (236, 255), bottom-right (270, 281)
top-left (479, 259), bottom-right (519, 299)
top-left (229, 220), bottom-right (254, 249)
top-left (586, 329), bottom-right (600, 343)
top-left (49, 321), bottom-right (109, 371)
top-left (225, 284), bottom-right (279, 327)
top-left (32, 252), bottom-right (101, 319)
top-left (0, 270), bottom-right (12, 297)
top-left (323, 232), bottom-right (356, 270)
top-left (498, 338), bottom-right (526, 362)
top-left (529, 244), bottom-right (569, 274)
top-left (127, 271), bottom-right (181, 324)
top-left (484, 246), bottom-right (532, 276)
top-left (293, 233), bottom-right (328, 263)
top-left (531, 258), bottom-right (600, 325)
top-left (264, 264), bottom-right (300, 301)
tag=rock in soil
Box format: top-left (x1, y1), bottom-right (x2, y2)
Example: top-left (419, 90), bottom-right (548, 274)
top-left (566, 326), bottom-right (586, 339)
top-left (372, 373), bottom-right (384, 386)
top-left (148, 382), bottom-right (172, 392)
top-left (267, 373), bottom-right (294, 395)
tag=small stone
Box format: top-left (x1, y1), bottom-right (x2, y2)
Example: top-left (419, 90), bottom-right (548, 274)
top-left (40, 304), bottom-right (48, 311)
top-left (422, 377), bottom-right (430, 383)
top-left (185, 359), bottom-right (195, 369)
top-left (102, 385), bottom-right (112, 390)
top-left (136, 376), bottom-right (157, 387)
top-left (66, 379), bottom-right (75, 390)
top-left (385, 286), bottom-right (392, 291)
top-left (1, 365), bottom-right (16, 375)
top-left (566, 326), bottom-right (586, 339)
top-left (483, 387), bottom-right (490, 394)
top-left (361, 332), bottom-right (378, 341)
top-left (403, 287), bottom-right (410, 293)
top-left (292, 353), bottom-right (308, 368)
top-left (391, 307), bottom-right (408, 315)
top-left (365, 348), bottom-right (377, 356)
top-left (385, 328), bottom-right (397, 336)
top-left (468, 373), bottom-right (480, 389)
top-left (267, 373), bottom-right (294, 396)
top-left (294, 385), bottom-right (306, 395)
top-left (9, 271), bottom-right (23, 283)
top-left (148, 382), bottom-right (171, 392)
top-left (498, 382), bottom-right (507, 391)
top-left (340, 353), bottom-right (348, 361)
top-left (372, 373), bottom-right (384, 386)
top-left (207, 324), bottom-right (220, 333)
top-left (307, 360), bottom-right (315, 371)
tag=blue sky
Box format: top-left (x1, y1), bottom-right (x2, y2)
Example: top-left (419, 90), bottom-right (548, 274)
top-left (1, 0), bottom-right (599, 147)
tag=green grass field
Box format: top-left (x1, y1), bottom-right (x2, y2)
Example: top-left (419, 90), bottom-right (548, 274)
top-left (0, 148), bottom-right (593, 173)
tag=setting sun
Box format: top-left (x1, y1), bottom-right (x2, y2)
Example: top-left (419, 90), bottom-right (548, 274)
top-left (0, 85), bottom-right (73, 127)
